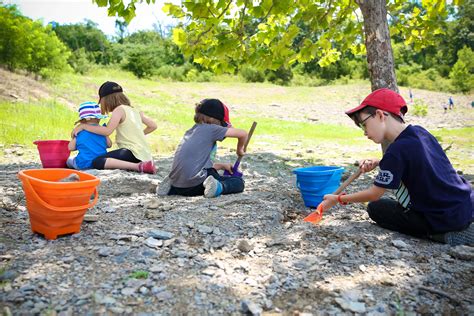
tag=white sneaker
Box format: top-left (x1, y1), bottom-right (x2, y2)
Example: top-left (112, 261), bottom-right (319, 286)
top-left (156, 175), bottom-right (171, 196)
top-left (203, 176), bottom-right (223, 198)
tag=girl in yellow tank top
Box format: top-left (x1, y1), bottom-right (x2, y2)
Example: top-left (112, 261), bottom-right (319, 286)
top-left (73, 81), bottom-right (157, 174)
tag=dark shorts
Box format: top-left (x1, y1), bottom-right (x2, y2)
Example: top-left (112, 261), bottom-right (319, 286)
top-left (92, 148), bottom-right (140, 169)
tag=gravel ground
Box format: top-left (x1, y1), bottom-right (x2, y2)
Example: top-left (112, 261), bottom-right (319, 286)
top-left (1, 152), bottom-right (473, 315)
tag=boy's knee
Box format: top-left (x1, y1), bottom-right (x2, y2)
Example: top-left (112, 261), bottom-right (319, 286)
top-left (367, 201), bottom-right (382, 222)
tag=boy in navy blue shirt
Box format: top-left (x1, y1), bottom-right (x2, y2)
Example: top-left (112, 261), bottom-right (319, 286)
top-left (321, 88), bottom-right (473, 245)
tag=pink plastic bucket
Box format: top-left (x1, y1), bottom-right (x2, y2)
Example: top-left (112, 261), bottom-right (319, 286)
top-left (34, 140), bottom-right (70, 168)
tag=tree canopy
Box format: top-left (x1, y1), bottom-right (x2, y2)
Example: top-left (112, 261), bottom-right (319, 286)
top-left (94, 0), bottom-right (465, 75)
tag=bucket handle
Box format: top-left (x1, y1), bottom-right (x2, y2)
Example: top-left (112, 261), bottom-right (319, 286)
top-left (22, 178), bottom-right (99, 212)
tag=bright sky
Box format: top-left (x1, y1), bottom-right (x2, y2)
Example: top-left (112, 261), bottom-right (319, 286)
top-left (6, 0), bottom-right (177, 36)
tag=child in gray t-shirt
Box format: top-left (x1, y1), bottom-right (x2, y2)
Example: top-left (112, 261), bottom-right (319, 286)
top-left (161, 99), bottom-right (248, 198)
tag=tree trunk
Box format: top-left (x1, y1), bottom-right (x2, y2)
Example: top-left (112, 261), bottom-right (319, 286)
top-left (356, 0), bottom-right (398, 93)
top-left (356, 0), bottom-right (397, 152)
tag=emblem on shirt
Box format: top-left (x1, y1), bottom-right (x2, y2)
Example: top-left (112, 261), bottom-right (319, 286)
top-left (375, 170), bottom-right (393, 185)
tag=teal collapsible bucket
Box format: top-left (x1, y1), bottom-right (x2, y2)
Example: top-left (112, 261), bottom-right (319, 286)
top-left (293, 166), bottom-right (344, 207)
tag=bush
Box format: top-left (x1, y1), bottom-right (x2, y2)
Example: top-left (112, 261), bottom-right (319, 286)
top-left (155, 63), bottom-right (195, 81)
top-left (68, 48), bottom-right (92, 74)
top-left (0, 5), bottom-right (71, 77)
top-left (450, 46), bottom-right (474, 93)
top-left (266, 67), bottom-right (293, 85)
top-left (240, 65), bottom-right (265, 82)
top-left (121, 44), bottom-right (164, 78)
top-left (411, 100), bottom-right (428, 117)
top-left (291, 74), bottom-right (328, 87)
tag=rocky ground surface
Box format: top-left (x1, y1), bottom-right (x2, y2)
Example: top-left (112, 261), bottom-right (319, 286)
top-left (1, 152), bottom-right (473, 315)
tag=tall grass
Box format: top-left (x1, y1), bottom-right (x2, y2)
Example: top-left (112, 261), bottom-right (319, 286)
top-left (0, 101), bottom-right (76, 145)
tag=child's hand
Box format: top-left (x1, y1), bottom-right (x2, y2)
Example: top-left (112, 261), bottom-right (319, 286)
top-left (237, 148), bottom-right (245, 157)
top-left (221, 163), bottom-right (234, 174)
top-left (321, 194), bottom-right (339, 211)
top-left (359, 158), bottom-right (379, 173)
top-left (73, 124), bottom-right (85, 136)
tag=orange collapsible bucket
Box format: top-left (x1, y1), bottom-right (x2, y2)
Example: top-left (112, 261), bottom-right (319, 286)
top-left (18, 169), bottom-right (100, 240)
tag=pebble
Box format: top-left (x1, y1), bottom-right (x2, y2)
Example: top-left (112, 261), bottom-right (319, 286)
top-left (98, 247), bottom-right (112, 257)
top-left (237, 240), bottom-right (253, 253)
top-left (197, 225), bottom-right (213, 234)
top-left (448, 245), bottom-right (474, 260)
top-left (83, 214), bottom-right (99, 222)
top-left (145, 237), bottom-right (163, 248)
top-left (3, 151), bottom-right (472, 314)
top-left (335, 298), bottom-right (366, 313)
top-left (147, 229), bottom-right (174, 240)
top-left (392, 239), bottom-right (409, 249)
top-left (241, 299), bottom-right (262, 316)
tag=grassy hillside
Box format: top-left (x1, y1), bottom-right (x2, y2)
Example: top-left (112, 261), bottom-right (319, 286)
top-left (1, 67), bottom-right (473, 173)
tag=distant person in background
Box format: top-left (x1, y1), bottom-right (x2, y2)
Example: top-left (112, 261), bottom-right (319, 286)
top-left (67, 102), bottom-right (112, 170)
top-left (443, 102), bottom-right (448, 114)
top-left (449, 96), bottom-right (454, 110)
top-left (409, 89), bottom-right (414, 103)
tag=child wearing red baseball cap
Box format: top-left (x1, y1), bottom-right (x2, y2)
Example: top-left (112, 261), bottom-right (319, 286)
top-left (321, 88), bottom-right (473, 245)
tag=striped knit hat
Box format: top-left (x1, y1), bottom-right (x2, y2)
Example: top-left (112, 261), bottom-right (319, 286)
top-left (75, 101), bottom-right (108, 124)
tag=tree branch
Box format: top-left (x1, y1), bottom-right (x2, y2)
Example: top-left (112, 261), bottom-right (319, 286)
top-left (192, 0), bottom-right (233, 45)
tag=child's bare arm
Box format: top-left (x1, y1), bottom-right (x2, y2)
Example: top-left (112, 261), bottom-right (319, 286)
top-left (68, 136), bottom-right (77, 151)
top-left (140, 111), bottom-right (157, 135)
top-left (74, 107), bottom-right (124, 136)
top-left (322, 185), bottom-right (385, 211)
top-left (224, 128), bottom-right (248, 156)
top-left (106, 136), bottom-right (112, 148)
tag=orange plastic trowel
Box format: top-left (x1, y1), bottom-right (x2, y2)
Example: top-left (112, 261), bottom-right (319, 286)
top-left (303, 168), bottom-right (362, 224)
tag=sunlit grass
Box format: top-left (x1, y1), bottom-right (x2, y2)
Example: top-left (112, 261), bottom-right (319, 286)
top-left (1, 68), bottom-right (472, 173)
top-left (0, 101), bottom-right (76, 145)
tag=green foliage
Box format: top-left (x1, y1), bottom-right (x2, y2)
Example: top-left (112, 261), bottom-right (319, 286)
top-left (147, 1), bottom-right (450, 74)
top-left (240, 65), bottom-right (265, 83)
top-left (68, 48), bottom-right (93, 74)
top-left (117, 31), bottom-right (185, 78)
top-left (0, 5), bottom-right (71, 77)
top-left (53, 20), bottom-right (110, 64)
top-left (449, 46), bottom-right (474, 93)
top-left (128, 270), bottom-right (149, 279)
top-left (266, 67), bottom-right (293, 86)
top-left (155, 64), bottom-right (189, 81)
top-left (185, 68), bottom-right (213, 82)
top-left (122, 44), bottom-right (161, 78)
top-left (94, 0), bottom-right (469, 92)
top-left (291, 74), bottom-right (328, 87)
top-left (411, 100), bottom-right (428, 117)
top-left (397, 64), bottom-right (453, 92)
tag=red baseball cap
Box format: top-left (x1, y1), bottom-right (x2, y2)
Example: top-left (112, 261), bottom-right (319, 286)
top-left (345, 88), bottom-right (408, 118)
top-left (222, 103), bottom-right (232, 127)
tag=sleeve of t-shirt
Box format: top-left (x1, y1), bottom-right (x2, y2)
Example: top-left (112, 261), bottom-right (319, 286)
top-left (207, 124), bottom-right (228, 142)
top-left (374, 152), bottom-right (404, 189)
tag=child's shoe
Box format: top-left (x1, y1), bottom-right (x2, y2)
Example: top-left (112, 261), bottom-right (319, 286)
top-left (138, 160), bottom-right (156, 174)
top-left (430, 224), bottom-right (474, 246)
top-left (203, 176), bottom-right (223, 198)
top-left (156, 175), bottom-right (171, 196)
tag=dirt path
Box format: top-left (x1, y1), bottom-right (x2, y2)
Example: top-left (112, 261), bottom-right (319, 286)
top-left (1, 154), bottom-right (473, 315)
